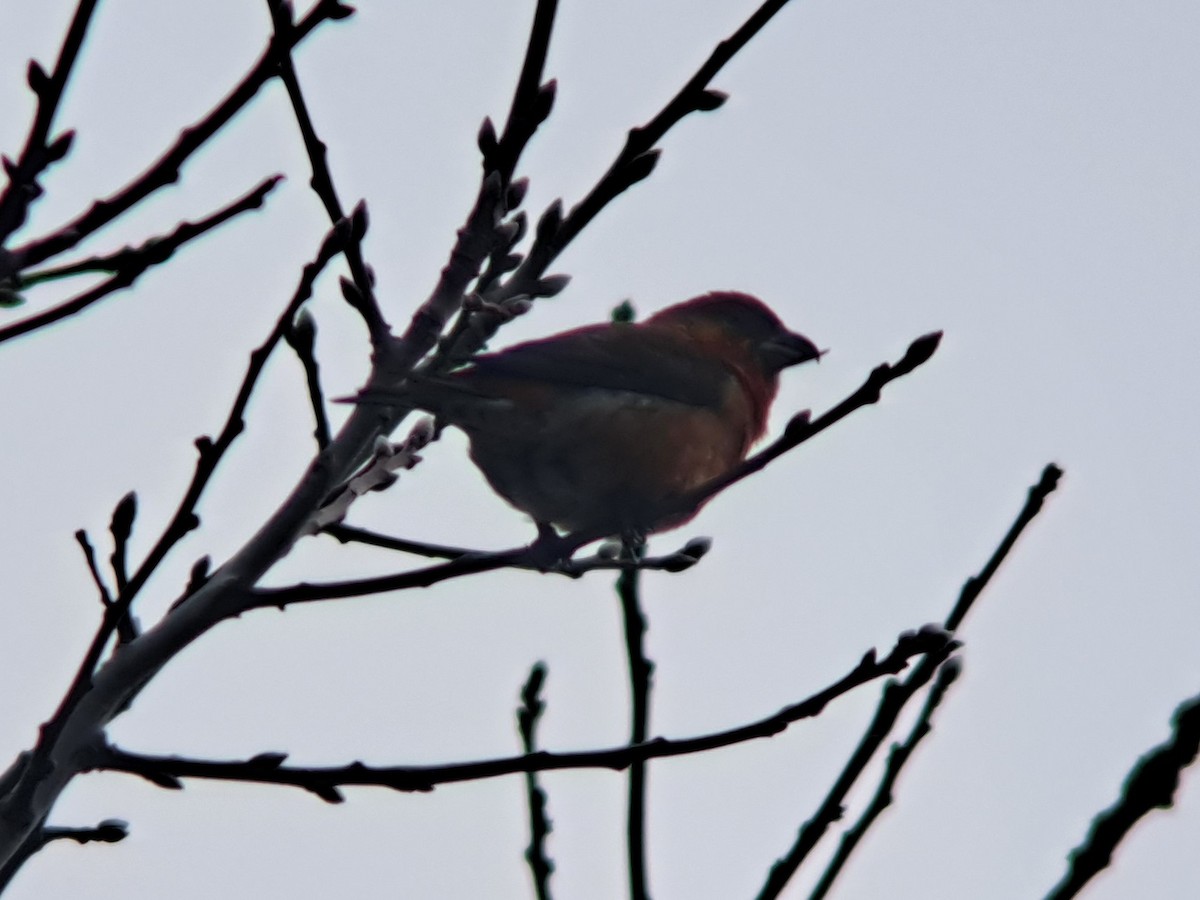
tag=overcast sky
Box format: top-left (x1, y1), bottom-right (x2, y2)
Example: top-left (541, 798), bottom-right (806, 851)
top-left (1, 1), bottom-right (1198, 898)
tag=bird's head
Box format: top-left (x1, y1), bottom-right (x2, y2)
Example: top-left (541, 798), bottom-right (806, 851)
top-left (647, 291), bottom-right (823, 379)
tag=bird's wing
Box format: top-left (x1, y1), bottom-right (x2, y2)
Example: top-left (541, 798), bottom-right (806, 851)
top-left (461, 323), bottom-right (730, 408)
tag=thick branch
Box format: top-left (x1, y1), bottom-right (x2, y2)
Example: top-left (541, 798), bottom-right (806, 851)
top-left (32, 211), bottom-right (358, 785)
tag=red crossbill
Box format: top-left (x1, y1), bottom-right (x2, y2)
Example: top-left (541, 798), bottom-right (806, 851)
top-left (381, 291), bottom-right (820, 538)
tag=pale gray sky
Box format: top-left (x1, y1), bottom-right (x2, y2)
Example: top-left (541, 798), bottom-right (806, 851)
top-left (1, 1), bottom-right (1198, 898)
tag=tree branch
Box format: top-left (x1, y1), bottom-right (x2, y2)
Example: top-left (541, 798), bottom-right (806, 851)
top-left (36, 211), bottom-right (359, 762)
top-left (284, 308), bottom-right (331, 449)
top-left (517, 662), bottom-right (556, 900)
top-left (1045, 690), bottom-right (1200, 900)
top-left (807, 658), bottom-right (962, 900)
top-left (0, 0), bottom-right (99, 244)
top-left (757, 463), bottom-right (1065, 899)
top-left (0, 176), bottom-right (282, 346)
top-left (266, 0), bottom-right (388, 345)
top-left (618, 538), bottom-right (653, 900)
top-left (93, 626), bottom-right (950, 799)
top-left (6, 0), bottom-right (349, 272)
top-left (491, 0), bottom-right (801, 303)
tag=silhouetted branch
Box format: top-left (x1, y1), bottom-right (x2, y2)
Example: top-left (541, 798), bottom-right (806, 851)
top-left (40, 819), bottom-right (128, 848)
top-left (0, 176), bottom-right (282, 346)
top-left (699, 331), bottom-right (942, 510)
top-left (261, 337), bottom-right (936, 604)
top-left (0, 0), bottom-right (98, 245)
top-left (757, 463), bottom-right (1064, 899)
top-left (617, 538), bottom-right (653, 900)
top-left (492, 0), bottom-right (801, 303)
top-left (518, 663), bottom-right (556, 900)
top-left (485, 0), bottom-right (559, 182)
top-left (808, 658), bottom-right (962, 900)
top-left (73, 529), bottom-right (112, 608)
top-left (96, 627), bottom-right (950, 798)
top-left (284, 308), bottom-right (331, 449)
top-left (266, 0), bottom-right (387, 345)
top-left (323, 523), bottom-right (711, 573)
top-left (945, 463), bottom-right (1063, 631)
top-left (106, 491), bottom-right (140, 644)
top-left (37, 211), bottom-right (359, 754)
top-left (1045, 691), bottom-right (1200, 900)
top-left (7, 0), bottom-right (349, 272)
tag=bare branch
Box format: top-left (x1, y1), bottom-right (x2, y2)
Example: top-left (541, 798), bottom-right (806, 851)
top-left (493, 0), bottom-right (803, 302)
top-left (7, 1), bottom-right (349, 271)
top-left (284, 308), bottom-right (331, 449)
top-left (38, 211), bottom-right (358, 755)
top-left (73, 530), bottom-right (112, 609)
top-left (266, 0), bottom-right (388, 344)
top-left (617, 538), bottom-right (652, 900)
top-left (517, 663), bottom-right (555, 900)
top-left (1045, 691), bottom-right (1200, 900)
top-left (945, 462), bottom-right (1064, 631)
top-left (808, 658), bottom-right (963, 900)
top-left (0, 176), bottom-right (282, 346)
top-left (757, 463), bottom-right (1065, 899)
top-left (106, 492), bottom-right (139, 644)
top-left (323, 524), bottom-right (711, 574)
top-left (94, 627), bottom-right (950, 796)
top-left (0, 0), bottom-right (99, 244)
top-left (40, 819), bottom-right (128, 848)
top-left (488, 0), bottom-right (559, 182)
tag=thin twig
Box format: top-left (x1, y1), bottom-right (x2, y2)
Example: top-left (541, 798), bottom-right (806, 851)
top-left (106, 492), bottom-right (139, 644)
top-left (268, 338), bottom-right (936, 606)
top-left (518, 663), bottom-right (556, 900)
top-left (0, 176), bottom-right (282, 346)
top-left (0, 0), bottom-right (99, 245)
top-left (94, 626), bottom-right (950, 798)
top-left (73, 530), bottom-right (112, 608)
top-left (486, 0), bottom-right (559, 182)
top-left (7, 0), bottom-right (349, 271)
top-left (553, 333), bottom-right (942, 560)
top-left (40, 819), bottom-right (128, 848)
top-left (618, 537), bottom-right (653, 900)
top-left (323, 523), bottom-right (712, 574)
top-left (492, 0), bottom-right (802, 303)
top-left (324, 523), bottom-right (472, 560)
top-left (74, 528), bottom-right (135, 643)
top-left (36, 211), bottom-right (359, 755)
top-left (945, 463), bottom-right (1064, 631)
top-left (757, 464), bottom-right (1065, 899)
top-left (807, 658), bottom-right (962, 900)
top-left (284, 308), bottom-right (331, 448)
top-left (266, 0), bottom-right (388, 344)
top-left (1045, 691), bottom-right (1200, 900)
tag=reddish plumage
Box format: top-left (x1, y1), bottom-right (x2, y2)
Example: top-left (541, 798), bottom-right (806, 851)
top-left (404, 291), bottom-right (820, 536)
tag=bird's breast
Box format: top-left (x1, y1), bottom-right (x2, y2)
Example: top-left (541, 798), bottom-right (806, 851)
top-left (462, 382), bottom-right (757, 534)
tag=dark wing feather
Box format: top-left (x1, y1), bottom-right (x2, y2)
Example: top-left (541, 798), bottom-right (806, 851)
top-left (460, 323), bottom-right (730, 408)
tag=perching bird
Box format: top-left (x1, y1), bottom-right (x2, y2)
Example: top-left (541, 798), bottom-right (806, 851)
top-left (379, 291), bottom-right (820, 538)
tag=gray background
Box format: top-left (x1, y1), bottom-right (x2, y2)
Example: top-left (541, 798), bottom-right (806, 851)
top-left (1, 1), bottom-right (1197, 897)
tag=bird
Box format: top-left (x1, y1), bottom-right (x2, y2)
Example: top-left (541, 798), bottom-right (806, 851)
top-left (371, 291), bottom-right (821, 540)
